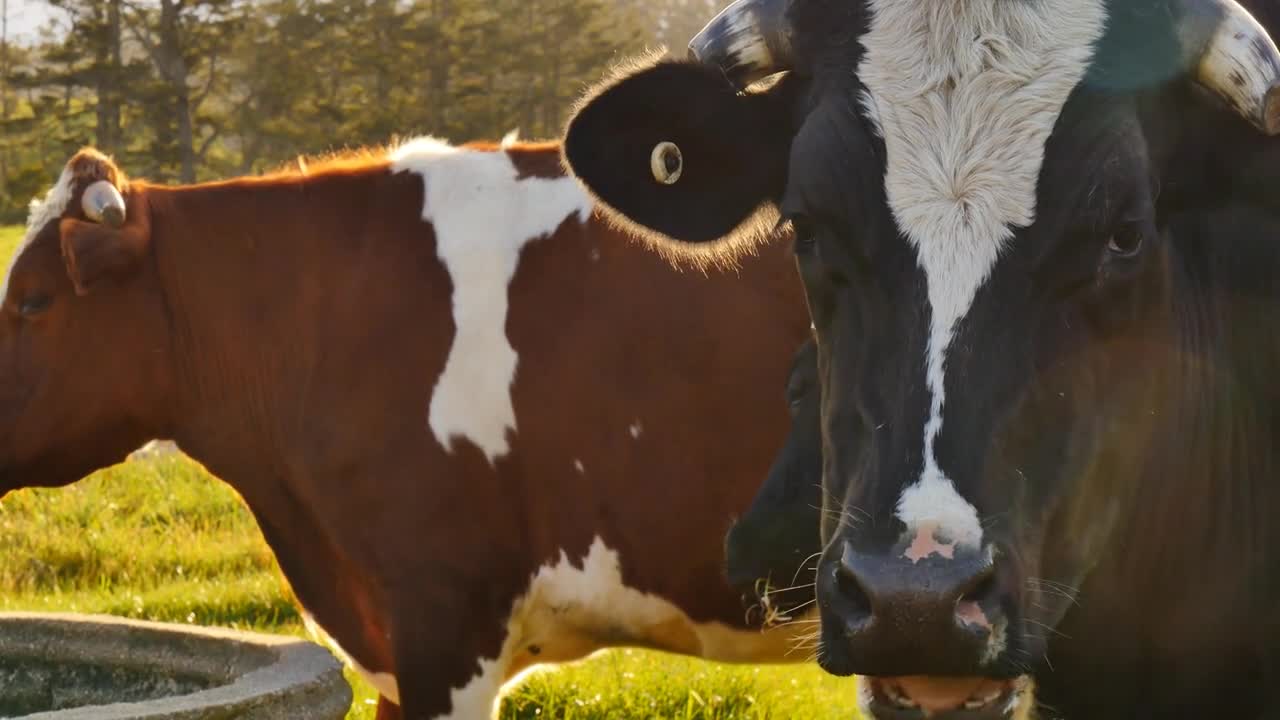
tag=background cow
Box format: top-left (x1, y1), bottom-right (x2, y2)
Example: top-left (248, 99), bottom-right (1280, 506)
top-left (0, 137), bottom-right (812, 719)
top-left (564, 0), bottom-right (1280, 717)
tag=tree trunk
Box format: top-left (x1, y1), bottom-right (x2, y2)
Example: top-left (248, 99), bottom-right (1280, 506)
top-left (1, 0), bottom-right (9, 201)
top-left (427, 0), bottom-right (451, 132)
top-left (176, 86), bottom-right (195, 182)
top-left (107, 0), bottom-right (122, 150)
top-left (0, 0), bottom-right (8, 119)
top-left (95, 0), bottom-right (123, 154)
top-left (544, 3), bottom-right (562, 138)
top-left (521, 0), bottom-right (537, 134)
top-left (133, 0), bottom-right (196, 182)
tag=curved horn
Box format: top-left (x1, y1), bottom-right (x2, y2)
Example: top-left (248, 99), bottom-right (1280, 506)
top-left (81, 179), bottom-right (126, 228)
top-left (1177, 0), bottom-right (1280, 135)
top-left (688, 0), bottom-right (794, 90)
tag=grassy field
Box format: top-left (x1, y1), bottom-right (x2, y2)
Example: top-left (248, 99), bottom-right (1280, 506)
top-left (0, 222), bottom-right (859, 719)
top-left (0, 224), bottom-right (20, 256)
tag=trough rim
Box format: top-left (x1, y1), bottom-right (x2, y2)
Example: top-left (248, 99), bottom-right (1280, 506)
top-left (0, 610), bottom-right (352, 719)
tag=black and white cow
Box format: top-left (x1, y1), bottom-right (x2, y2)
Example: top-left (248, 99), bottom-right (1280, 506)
top-left (564, 0), bottom-right (1280, 717)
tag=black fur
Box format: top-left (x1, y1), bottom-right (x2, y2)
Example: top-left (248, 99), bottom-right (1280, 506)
top-left (563, 0), bottom-right (1280, 717)
top-left (723, 337), bottom-right (822, 618)
top-left (563, 59), bottom-right (800, 247)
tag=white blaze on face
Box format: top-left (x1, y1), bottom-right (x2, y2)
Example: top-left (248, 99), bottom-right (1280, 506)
top-left (0, 166), bottom-right (77, 302)
top-left (390, 138), bottom-right (593, 465)
top-left (857, 0), bottom-right (1107, 555)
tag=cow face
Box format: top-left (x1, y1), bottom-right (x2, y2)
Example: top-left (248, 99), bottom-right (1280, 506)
top-left (0, 149), bottom-right (171, 494)
top-left (724, 337), bottom-right (822, 620)
top-left (566, 0), bottom-right (1280, 713)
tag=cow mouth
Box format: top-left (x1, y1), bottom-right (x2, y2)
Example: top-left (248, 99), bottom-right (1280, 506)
top-left (864, 676), bottom-right (1021, 718)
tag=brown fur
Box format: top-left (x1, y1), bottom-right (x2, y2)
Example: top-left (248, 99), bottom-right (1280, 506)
top-left (0, 141), bottom-right (809, 719)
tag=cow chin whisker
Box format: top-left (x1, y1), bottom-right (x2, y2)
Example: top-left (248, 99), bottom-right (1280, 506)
top-left (790, 550), bottom-right (824, 585)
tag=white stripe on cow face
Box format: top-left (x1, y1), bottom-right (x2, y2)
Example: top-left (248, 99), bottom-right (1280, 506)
top-left (0, 166), bottom-right (77, 303)
top-left (857, 0), bottom-right (1106, 555)
top-left (390, 138), bottom-right (593, 465)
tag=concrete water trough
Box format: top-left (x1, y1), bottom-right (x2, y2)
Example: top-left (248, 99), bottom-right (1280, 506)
top-left (0, 612), bottom-right (352, 719)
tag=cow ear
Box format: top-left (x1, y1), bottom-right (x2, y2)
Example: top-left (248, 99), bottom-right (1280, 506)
top-left (564, 56), bottom-right (797, 254)
top-left (59, 217), bottom-right (150, 296)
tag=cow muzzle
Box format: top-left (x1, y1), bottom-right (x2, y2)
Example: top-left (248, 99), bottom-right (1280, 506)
top-left (860, 675), bottom-right (1035, 720)
top-left (814, 537), bottom-right (1037, 719)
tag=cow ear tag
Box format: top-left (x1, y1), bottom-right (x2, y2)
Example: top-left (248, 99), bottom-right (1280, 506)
top-left (650, 141), bottom-right (683, 184)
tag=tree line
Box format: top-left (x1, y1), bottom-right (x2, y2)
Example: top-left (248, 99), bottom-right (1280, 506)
top-left (0, 0), bottom-right (727, 224)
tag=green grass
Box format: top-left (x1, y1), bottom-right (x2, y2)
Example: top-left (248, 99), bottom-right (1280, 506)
top-left (0, 223), bottom-right (860, 719)
top-left (0, 224), bottom-right (21, 258)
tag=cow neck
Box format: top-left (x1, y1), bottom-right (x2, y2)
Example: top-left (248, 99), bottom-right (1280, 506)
top-left (134, 162), bottom-right (404, 680)
top-left (139, 160), bottom-right (396, 469)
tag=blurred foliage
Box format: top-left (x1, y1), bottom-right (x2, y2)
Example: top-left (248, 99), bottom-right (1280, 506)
top-left (0, 0), bottom-right (730, 223)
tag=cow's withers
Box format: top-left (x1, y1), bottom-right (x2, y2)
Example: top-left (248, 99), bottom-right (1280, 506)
top-left (565, 1), bottom-right (1280, 718)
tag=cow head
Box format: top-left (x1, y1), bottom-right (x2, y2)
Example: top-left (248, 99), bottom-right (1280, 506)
top-left (0, 149), bottom-right (172, 495)
top-left (724, 336), bottom-right (823, 620)
top-left (566, 0), bottom-right (1280, 715)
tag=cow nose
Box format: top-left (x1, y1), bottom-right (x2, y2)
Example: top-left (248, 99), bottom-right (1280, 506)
top-left (835, 545), bottom-right (998, 629)
top-left (820, 541), bottom-right (1006, 676)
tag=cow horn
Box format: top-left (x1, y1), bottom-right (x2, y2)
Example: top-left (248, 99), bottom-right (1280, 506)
top-left (688, 0), bottom-right (794, 90)
top-left (1178, 0), bottom-right (1280, 135)
top-left (82, 179), bottom-right (126, 228)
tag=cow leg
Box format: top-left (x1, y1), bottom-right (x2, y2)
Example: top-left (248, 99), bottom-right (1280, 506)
top-left (389, 589), bottom-right (517, 720)
top-left (392, 647), bottom-right (509, 720)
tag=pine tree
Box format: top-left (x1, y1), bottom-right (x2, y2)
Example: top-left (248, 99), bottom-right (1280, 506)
top-left (124, 0), bottom-right (242, 182)
top-left (0, 0), bottom-right (676, 197)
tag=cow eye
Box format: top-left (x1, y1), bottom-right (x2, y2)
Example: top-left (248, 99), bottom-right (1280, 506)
top-left (1106, 224), bottom-right (1144, 259)
top-left (18, 294), bottom-right (52, 318)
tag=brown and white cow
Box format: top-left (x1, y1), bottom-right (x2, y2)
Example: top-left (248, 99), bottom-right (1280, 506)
top-left (0, 137), bottom-right (811, 719)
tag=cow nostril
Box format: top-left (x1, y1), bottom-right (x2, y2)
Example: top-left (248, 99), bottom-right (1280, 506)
top-left (955, 562), bottom-right (1001, 633)
top-left (959, 567), bottom-right (999, 606)
top-left (835, 560), bottom-right (873, 622)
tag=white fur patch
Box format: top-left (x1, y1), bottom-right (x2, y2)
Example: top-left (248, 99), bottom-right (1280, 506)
top-left (304, 538), bottom-right (809, 717)
top-left (859, 0), bottom-right (1107, 549)
top-left (299, 611), bottom-right (400, 705)
top-left (981, 615), bottom-right (1009, 666)
top-left (437, 658), bottom-right (505, 720)
top-left (425, 537), bottom-right (809, 718)
top-left (0, 166), bottom-right (76, 302)
top-left (856, 675), bottom-right (877, 718)
top-left (628, 420), bottom-right (643, 439)
top-left (390, 137), bottom-right (593, 465)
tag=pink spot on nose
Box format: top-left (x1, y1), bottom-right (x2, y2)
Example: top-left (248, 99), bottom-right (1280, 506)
top-left (956, 600), bottom-right (992, 631)
top-left (903, 522), bottom-right (957, 563)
